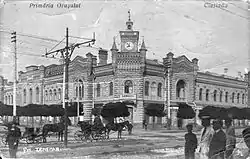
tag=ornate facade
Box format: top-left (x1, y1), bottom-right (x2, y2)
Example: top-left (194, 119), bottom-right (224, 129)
top-left (0, 15), bottom-right (249, 127)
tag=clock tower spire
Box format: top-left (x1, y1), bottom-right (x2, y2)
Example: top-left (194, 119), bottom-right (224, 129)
top-left (119, 10), bottom-right (139, 52)
top-left (126, 10), bottom-right (133, 30)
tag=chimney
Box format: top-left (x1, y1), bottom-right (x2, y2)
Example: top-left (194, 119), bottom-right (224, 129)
top-left (192, 58), bottom-right (198, 65)
top-left (98, 49), bottom-right (108, 65)
top-left (238, 71), bottom-right (242, 78)
top-left (224, 68), bottom-right (228, 74)
top-left (92, 55), bottom-right (97, 67)
top-left (167, 52), bottom-right (174, 60)
top-left (86, 52), bottom-right (93, 61)
top-left (244, 72), bottom-right (250, 83)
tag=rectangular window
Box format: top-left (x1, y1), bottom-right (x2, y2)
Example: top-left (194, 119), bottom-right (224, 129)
top-left (97, 84), bottom-right (101, 97)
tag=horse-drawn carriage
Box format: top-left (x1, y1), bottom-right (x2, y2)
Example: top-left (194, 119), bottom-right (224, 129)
top-left (0, 116), bottom-right (71, 145)
top-left (74, 121), bottom-right (106, 141)
top-left (74, 116), bottom-right (133, 142)
top-left (20, 127), bottom-right (43, 144)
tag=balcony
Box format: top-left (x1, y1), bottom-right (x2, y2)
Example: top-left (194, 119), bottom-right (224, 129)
top-left (119, 94), bottom-right (136, 100)
top-left (176, 97), bottom-right (186, 101)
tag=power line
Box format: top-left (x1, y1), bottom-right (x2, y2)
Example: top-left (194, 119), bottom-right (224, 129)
top-left (69, 36), bottom-right (93, 41)
top-left (1, 49), bottom-right (61, 59)
top-left (0, 30), bottom-right (74, 45)
top-left (47, 38), bottom-right (65, 53)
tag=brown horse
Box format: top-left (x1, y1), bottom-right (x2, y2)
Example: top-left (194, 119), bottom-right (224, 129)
top-left (42, 117), bottom-right (71, 143)
top-left (105, 121), bottom-right (130, 139)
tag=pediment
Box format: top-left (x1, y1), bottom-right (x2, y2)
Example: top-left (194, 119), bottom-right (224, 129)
top-left (70, 63), bottom-right (88, 73)
top-left (175, 55), bottom-right (192, 64)
top-left (173, 56), bottom-right (194, 73)
top-left (71, 56), bottom-right (88, 64)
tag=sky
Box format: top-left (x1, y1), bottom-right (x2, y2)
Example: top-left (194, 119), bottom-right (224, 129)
top-left (0, 0), bottom-right (249, 81)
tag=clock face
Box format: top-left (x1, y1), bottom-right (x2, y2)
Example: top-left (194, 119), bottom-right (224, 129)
top-left (125, 41), bottom-right (134, 50)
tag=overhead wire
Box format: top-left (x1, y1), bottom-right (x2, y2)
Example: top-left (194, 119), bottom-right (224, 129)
top-left (0, 30), bottom-right (74, 45)
top-left (69, 36), bottom-right (93, 41)
top-left (1, 49), bottom-right (61, 60)
top-left (47, 38), bottom-right (66, 53)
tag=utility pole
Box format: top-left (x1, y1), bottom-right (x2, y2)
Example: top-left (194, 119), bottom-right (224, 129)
top-left (64, 27), bottom-right (69, 147)
top-left (11, 31), bottom-right (17, 123)
top-left (167, 64), bottom-right (171, 129)
top-left (45, 28), bottom-right (95, 148)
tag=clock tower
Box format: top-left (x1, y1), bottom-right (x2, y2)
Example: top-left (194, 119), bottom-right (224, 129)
top-left (119, 10), bottom-right (139, 52)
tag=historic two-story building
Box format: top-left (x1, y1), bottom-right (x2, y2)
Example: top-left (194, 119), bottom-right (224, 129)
top-left (1, 14), bottom-right (249, 127)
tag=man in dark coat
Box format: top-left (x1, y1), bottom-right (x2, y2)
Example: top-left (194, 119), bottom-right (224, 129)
top-left (6, 122), bottom-right (21, 158)
top-left (209, 119), bottom-right (226, 159)
top-left (225, 119), bottom-right (236, 159)
top-left (184, 123), bottom-right (197, 159)
top-left (93, 115), bottom-right (104, 133)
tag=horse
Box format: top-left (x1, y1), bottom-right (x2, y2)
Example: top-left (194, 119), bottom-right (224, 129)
top-left (77, 121), bottom-right (92, 138)
top-left (105, 120), bottom-right (130, 139)
top-left (42, 116), bottom-right (71, 143)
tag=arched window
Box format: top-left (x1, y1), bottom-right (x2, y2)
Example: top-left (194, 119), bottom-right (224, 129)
top-left (11, 95), bottom-right (13, 104)
top-left (75, 86), bottom-right (78, 98)
top-left (237, 93), bottom-right (240, 103)
top-left (29, 88), bottom-right (33, 104)
top-left (45, 90), bottom-right (48, 101)
top-left (82, 85), bottom-right (84, 98)
top-left (176, 80), bottom-right (185, 99)
top-left (225, 92), bottom-right (228, 103)
top-left (242, 94), bottom-right (245, 104)
top-left (24, 89), bottom-right (27, 104)
top-left (97, 83), bottom-right (101, 97)
top-left (8, 95), bottom-right (10, 104)
top-left (199, 88), bottom-right (203, 101)
top-left (5, 96), bottom-right (7, 104)
top-left (109, 82), bottom-right (113, 96)
top-left (151, 82), bottom-right (157, 96)
top-left (145, 81), bottom-right (149, 96)
top-left (232, 92), bottom-right (235, 103)
top-left (79, 85), bottom-right (82, 99)
top-left (206, 89), bottom-right (209, 101)
top-left (58, 88), bottom-right (61, 100)
top-left (124, 80), bottom-right (133, 94)
top-left (157, 83), bottom-right (162, 97)
top-left (54, 89), bottom-right (57, 100)
top-left (36, 87), bottom-right (39, 103)
top-left (49, 90), bottom-right (52, 101)
top-left (219, 91), bottom-right (223, 102)
top-left (214, 90), bottom-right (217, 102)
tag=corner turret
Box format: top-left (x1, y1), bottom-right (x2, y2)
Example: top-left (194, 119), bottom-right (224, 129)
top-left (111, 37), bottom-right (118, 63)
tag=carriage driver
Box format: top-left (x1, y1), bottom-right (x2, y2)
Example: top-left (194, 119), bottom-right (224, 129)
top-left (6, 122), bottom-right (21, 158)
top-left (93, 115), bottom-right (104, 133)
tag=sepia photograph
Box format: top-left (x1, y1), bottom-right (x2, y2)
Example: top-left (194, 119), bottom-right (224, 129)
top-left (0, 0), bottom-right (249, 158)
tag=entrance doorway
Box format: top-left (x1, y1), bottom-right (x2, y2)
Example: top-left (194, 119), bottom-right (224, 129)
top-left (125, 107), bottom-right (133, 123)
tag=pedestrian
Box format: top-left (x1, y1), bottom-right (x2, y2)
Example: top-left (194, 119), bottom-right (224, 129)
top-left (198, 116), bottom-right (214, 159)
top-left (6, 122), bottom-right (21, 158)
top-left (225, 119), bottom-right (236, 159)
top-left (143, 119), bottom-right (148, 130)
top-left (185, 123), bottom-right (198, 159)
top-left (208, 119), bottom-right (226, 159)
top-left (242, 127), bottom-right (250, 157)
top-left (229, 127), bottom-right (250, 159)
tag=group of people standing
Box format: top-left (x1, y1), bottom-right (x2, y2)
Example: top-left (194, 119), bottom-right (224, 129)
top-left (185, 116), bottom-right (250, 159)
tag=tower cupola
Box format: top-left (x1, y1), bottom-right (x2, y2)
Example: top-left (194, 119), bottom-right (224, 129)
top-left (126, 10), bottom-right (133, 30)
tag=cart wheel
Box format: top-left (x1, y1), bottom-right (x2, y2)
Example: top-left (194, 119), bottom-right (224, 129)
top-left (1, 134), bottom-right (7, 145)
top-left (91, 131), bottom-right (99, 140)
top-left (74, 131), bottom-right (83, 141)
top-left (83, 131), bottom-right (92, 141)
top-left (26, 137), bottom-right (34, 144)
